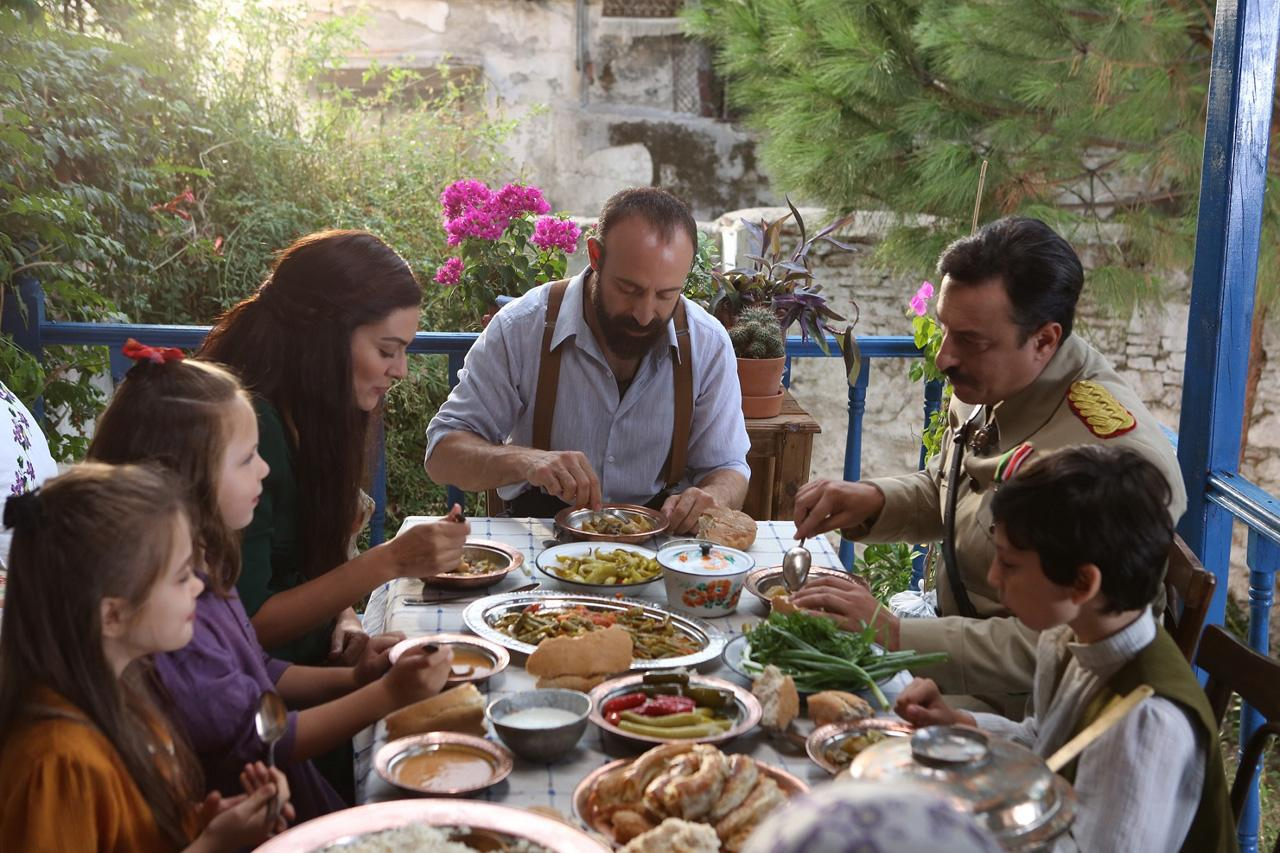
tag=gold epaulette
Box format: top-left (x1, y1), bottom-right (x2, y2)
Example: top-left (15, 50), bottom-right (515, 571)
top-left (1067, 380), bottom-right (1137, 438)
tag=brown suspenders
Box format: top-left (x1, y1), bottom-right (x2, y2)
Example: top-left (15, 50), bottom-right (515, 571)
top-left (530, 277), bottom-right (693, 489)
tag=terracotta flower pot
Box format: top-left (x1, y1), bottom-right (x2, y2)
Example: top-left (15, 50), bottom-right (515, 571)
top-left (742, 387), bottom-right (784, 419)
top-left (736, 356), bottom-right (786, 399)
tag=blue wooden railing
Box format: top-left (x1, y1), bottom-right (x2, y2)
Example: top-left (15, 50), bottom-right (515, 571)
top-left (4, 288), bottom-right (938, 569)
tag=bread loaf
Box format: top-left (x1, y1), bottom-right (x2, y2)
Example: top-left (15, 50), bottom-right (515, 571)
top-left (384, 682), bottom-right (486, 740)
top-left (526, 624), bottom-right (633, 689)
top-left (751, 665), bottom-right (799, 731)
top-left (697, 506), bottom-right (756, 550)
top-left (807, 690), bottom-right (874, 727)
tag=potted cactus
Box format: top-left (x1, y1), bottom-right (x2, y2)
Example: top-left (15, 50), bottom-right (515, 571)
top-left (729, 305), bottom-right (787, 418)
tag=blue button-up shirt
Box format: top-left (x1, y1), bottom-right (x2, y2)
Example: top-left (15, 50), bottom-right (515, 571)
top-left (425, 268), bottom-right (751, 504)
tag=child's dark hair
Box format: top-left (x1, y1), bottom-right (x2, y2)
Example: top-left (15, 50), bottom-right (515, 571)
top-left (991, 445), bottom-right (1173, 612)
top-left (88, 357), bottom-right (248, 596)
top-left (0, 463), bottom-right (203, 846)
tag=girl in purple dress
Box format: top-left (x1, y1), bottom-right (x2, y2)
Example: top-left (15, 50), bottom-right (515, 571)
top-left (87, 342), bottom-right (455, 824)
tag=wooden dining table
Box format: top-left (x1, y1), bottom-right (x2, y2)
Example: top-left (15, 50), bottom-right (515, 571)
top-left (352, 516), bottom-right (910, 820)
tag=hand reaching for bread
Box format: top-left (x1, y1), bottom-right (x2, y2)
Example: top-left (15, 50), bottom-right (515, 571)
top-left (381, 643), bottom-right (454, 708)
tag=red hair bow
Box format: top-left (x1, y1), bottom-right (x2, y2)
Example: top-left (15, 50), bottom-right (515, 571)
top-left (122, 338), bottom-right (185, 365)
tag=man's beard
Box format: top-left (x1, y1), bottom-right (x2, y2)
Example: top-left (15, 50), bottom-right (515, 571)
top-left (590, 275), bottom-right (668, 360)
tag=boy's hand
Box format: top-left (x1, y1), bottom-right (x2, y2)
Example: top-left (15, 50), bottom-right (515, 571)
top-left (894, 677), bottom-right (976, 728)
top-left (352, 632), bottom-right (405, 684)
top-left (382, 643), bottom-right (454, 708)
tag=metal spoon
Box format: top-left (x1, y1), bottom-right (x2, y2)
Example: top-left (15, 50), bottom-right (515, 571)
top-left (254, 690), bottom-right (288, 823)
top-left (782, 538), bottom-right (812, 592)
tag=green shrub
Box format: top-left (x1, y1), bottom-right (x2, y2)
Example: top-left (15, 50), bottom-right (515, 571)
top-left (1, 2), bottom-right (516, 528)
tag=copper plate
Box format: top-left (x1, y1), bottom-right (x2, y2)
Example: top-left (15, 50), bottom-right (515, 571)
top-left (572, 754), bottom-right (808, 843)
top-left (743, 565), bottom-right (852, 605)
top-left (463, 590), bottom-right (726, 670)
top-left (374, 733), bottom-right (513, 797)
top-left (555, 504), bottom-right (669, 545)
top-left (427, 540), bottom-right (525, 590)
top-left (255, 798), bottom-right (608, 852)
top-left (806, 718), bottom-right (915, 774)
top-left (588, 674), bottom-right (761, 748)
top-left (387, 632), bottom-right (511, 686)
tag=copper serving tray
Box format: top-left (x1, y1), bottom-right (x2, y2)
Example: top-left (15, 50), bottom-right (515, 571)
top-left (462, 590), bottom-right (726, 670)
top-left (387, 632), bottom-right (511, 687)
top-left (426, 539), bottom-right (525, 590)
top-left (374, 732), bottom-right (513, 797)
top-left (255, 798), bottom-right (608, 851)
top-left (805, 718), bottom-right (915, 774)
top-left (572, 753), bottom-right (808, 843)
top-left (555, 503), bottom-right (668, 544)
top-left (588, 673), bottom-right (762, 748)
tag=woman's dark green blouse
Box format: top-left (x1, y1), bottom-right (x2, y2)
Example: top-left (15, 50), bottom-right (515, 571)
top-left (238, 398), bottom-right (334, 665)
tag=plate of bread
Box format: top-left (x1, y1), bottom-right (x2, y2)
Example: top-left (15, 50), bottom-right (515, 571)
top-left (462, 591), bottom-right (726, 671)
top-left (573, 742), bottom-right (806, 851)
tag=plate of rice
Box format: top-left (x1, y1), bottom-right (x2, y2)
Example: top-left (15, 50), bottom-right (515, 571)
top-left (254, 800), bottom-right (608, 852)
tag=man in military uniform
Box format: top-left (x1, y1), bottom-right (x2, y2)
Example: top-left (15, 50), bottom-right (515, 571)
top-left (790, 217), bottom-right (1186, 711)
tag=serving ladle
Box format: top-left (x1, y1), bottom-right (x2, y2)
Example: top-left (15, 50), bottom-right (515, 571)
top-left (781, 538), bottom-right (812, 592)
top-left (254, 690), bottom-right (288, 823)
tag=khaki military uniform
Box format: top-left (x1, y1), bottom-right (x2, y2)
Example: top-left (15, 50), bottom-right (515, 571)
top-left (858, 335), bottom-right (1187, 703)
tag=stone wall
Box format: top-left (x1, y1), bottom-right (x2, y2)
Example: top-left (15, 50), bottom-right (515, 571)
top-left (307, 0), bottom-right (775, 219)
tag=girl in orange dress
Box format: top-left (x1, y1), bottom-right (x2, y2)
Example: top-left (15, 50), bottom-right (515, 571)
top-left (0, 463), bottom-right (293, 852)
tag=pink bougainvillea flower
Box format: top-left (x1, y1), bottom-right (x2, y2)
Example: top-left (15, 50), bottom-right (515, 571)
top-left (494, 183), bottom-right (551, 219)
top-left (910, 280), bottom-right (935, 316)
top-left (213, 236), bottom-right (224, 255)
top-left (434, 256), bottom-right (464, 286)
top-left (531, 216), bottom-right (581, 254)
top-left (440, 179), bottom-right (493, 220)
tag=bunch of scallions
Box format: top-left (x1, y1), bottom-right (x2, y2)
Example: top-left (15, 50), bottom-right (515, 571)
top-left (742, 611), bottom-right (949, 709)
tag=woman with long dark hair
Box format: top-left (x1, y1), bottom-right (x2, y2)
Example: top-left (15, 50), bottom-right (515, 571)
top-left (199, 231), bottom-right (468, 796)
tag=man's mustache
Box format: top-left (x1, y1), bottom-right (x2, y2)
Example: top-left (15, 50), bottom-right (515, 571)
top-left (944, 367), bottom-right (972, 386)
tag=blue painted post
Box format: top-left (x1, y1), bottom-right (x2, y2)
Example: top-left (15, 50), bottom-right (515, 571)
top-left (1176, 0), bottom-right (1279, 644)
top-left (370, 418), bottom-right (387, 547)
top-left (1, 273), bottom-right (46, 421)
top-left (1238, 529), bottom-right (1279, 852)
top-left (839, 360), bottom-right (871, 569)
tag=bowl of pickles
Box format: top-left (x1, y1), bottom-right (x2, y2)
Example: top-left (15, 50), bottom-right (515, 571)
top-left (588, 670), bottom-right (761, 748)
top-left (534, 542), bottom-right (663, 594)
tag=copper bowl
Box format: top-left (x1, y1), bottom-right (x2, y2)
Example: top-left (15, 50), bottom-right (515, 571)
top-left (554, 504), bottom-right (668, 544)
top-left (426, 540), bottom-right (524, 590)
top-left (806, 718), bottom-right (915, 774)
top-left (387, 632), bottom-right (510, 687)
top-left (588, 673), bottom-right (762, 748)
top-left (374, 732), bottom-right (513, 797)
top-left (743, 565), bottom-right (852, 606)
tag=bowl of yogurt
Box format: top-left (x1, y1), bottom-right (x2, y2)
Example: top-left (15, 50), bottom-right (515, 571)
top-left (486, 689), bottom-right (592, 764)
top-left (656, 539), bottom-right (755, 618)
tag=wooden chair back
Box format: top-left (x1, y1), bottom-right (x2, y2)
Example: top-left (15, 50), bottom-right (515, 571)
top-left (1195, 624), bottom-right (1280, 842)
top-left (1163, 535), bottom-right (1216, 662)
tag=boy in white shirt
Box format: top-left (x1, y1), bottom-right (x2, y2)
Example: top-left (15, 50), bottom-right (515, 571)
top-left (895, 444), bottom-right (1236, 853)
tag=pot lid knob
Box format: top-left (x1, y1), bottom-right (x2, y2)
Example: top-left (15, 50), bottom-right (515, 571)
top-left (699, 542), bottom-right (713, 558)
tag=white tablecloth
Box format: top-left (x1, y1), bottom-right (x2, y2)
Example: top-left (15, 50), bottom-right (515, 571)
top-left (354, 517), bottom-right (904, 813)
